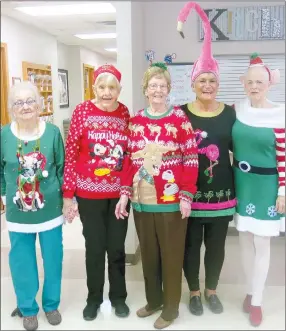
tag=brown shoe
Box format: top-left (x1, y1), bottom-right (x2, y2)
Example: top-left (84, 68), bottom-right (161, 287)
top-left (154, 316), bottom-right (174, 329)
top-left (136, 305), bottom-right (162, 318)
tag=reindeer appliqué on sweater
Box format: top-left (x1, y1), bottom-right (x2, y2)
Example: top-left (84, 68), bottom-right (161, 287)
top-left (131, 132), bottom-right (176, 205)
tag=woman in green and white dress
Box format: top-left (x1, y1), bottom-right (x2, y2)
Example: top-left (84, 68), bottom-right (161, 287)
top-left (232, 53), bottom-right (285, 327)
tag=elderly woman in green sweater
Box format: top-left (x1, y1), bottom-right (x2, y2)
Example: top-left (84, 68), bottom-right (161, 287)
top-left (1, 81), bottom-right (65, 331)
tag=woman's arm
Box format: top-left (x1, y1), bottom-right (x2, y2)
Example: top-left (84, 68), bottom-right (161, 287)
top-left (119, 122), bottom-right (138, 198)
top-left (274, 128), bottom-right (285, 196)
top-left (62, 105), bottom-right (83, 199)
top-left (54, 127), bottom-right (65, 187)
top-left (0, 130), bottom-right (6, 206)
top-left (116, 124), bottom-right (137, 219)
top-left (178, 116), bottom-right (199, 204)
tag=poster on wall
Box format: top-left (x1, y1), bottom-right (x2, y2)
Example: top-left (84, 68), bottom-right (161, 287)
top-left (58, 69), bottom-right (69, 108)
top-left (167, 63), bottom-right (195, 106)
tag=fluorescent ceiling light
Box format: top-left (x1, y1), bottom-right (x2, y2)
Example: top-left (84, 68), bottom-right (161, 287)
top-left (105, 48), bottom-right (117, 52)
top-left (75, 33), bottom-right (116, 40)
top-left (15, 3), bottom-right (115, 16)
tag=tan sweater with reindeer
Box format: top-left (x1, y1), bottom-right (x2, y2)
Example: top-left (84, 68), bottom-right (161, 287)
top-left (120, 106), bottom-right (199, 213)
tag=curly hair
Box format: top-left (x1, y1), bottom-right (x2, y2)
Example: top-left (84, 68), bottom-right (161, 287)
top-left (142, 65), bottom-right (171, 95)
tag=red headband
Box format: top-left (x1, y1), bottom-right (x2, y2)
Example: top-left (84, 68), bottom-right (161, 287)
top-left (93, 64), bottom-right (121, 83)
top-left (249, 53), bottom-right (271, 81)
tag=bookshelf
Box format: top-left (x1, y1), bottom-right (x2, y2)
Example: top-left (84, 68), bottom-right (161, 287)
top-left (22, 61), bottom-right (53, 123)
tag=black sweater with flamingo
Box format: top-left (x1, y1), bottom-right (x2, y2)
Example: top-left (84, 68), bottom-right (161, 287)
top-left (181, 102), bottom-right (236, 218)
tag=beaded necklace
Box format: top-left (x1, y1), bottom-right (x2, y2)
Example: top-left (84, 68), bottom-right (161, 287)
top-left (15, 122), bottom-right (41, 208)
top-left (16, 122), bottom-right (41, 164)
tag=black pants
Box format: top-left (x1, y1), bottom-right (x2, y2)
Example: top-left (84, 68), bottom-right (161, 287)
top-left (183, 217), bottom-right (229, 291)
top-left (77, 197), bottom-right (129, 306)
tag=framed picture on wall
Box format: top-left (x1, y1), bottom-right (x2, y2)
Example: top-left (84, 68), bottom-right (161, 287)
top-left (12, 77), bottom-right (21, 85)
top-left (58, 69), bottom-right (69, 108)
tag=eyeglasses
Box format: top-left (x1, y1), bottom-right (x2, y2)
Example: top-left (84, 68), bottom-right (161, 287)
top-left (148, 83), bottom-right (168, 90)
top-left (13, 98), bottom-right (36, 108)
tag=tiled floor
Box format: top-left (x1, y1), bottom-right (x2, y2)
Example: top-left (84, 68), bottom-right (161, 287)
top-left (1, 215), bottom-right (285, 330)
top-left (1, 279), bottom-right (285, 330)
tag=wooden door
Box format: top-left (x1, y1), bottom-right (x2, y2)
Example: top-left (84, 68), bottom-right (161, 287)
top-left (83, 64), bottom-right (95, 101)
top-left (1, 43), bottom-right (10, 126)
top-left (1, 43), bottom-right (10, 211)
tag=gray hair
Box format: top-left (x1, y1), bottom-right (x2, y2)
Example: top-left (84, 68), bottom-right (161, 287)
top-left (8, 81), bottom-right (41, 110)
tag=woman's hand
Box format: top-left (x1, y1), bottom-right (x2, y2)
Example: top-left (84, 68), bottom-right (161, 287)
top-left (63, 198), bottom-right (78, 223)
top-left (276, 196), bottom-right (285, 214)
top-left (180, 200), bottom-right (192, 219)
top-left (115, 195), bottom-right (129, 220)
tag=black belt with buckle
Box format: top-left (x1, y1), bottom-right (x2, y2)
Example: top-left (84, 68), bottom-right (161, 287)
top-left (233, 158), bottom-right (277, 175)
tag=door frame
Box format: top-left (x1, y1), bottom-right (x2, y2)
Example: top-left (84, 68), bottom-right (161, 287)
top-left (1, 42), bottom-right (10, 126)
top-left (83, 63), bottom-right (95, 101)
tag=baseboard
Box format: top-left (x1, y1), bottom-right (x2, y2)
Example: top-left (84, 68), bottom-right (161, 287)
top-left (126, 245), bottom-right (141, 265)
top-left (227, 227), bottom-right (239, 236)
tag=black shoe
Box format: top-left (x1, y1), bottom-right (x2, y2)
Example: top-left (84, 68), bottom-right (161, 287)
top-left (189, 295), bottom-right (204, 316)
top-left (204, 290), bottom-right (223, 314)
top-left (112, 302), bottom-right (130, 318)
top-left (83, 303), bottom-right (100, 321)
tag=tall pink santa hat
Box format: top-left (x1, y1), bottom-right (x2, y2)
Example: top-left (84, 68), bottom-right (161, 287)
top-left (177, 2), bottom-right (219, 82)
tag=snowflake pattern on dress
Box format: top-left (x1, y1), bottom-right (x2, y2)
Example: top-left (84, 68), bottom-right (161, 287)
top-left (267, 205), bottom-right (277, 218)
top-left (246, 203), bottom-right (255, 215)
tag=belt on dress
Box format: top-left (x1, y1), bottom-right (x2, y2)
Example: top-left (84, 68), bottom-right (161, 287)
top-left (233, 158), bottom-right (277, 175)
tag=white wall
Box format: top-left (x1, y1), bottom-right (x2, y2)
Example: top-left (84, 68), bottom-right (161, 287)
top-left (131, 2), bottom-right (146, 113)
top-left (1, 15), bottom-right (63, 133)
top-left (1, 16), bottom-right (57, 86)
top-left (57, 42), bottom-right (72, 119)
top-left (80, 47), bottom-right (115, 69)
top-left (1, 15), bottom-right (116, 132)
top-left (144, 1), bottom-right (285, 63)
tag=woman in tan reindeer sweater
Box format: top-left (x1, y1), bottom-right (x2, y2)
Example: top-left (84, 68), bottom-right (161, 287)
top-left (115, 63), bottom-right (199, 329)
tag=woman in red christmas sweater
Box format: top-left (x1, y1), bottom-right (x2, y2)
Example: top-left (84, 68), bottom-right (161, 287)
top-left (115, 63), bottom-right (199, 329)
top-left (62, 65), bottom-right (130, 320)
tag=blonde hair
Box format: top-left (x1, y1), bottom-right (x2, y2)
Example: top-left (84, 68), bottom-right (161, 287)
top-left (142, 66), bottom-right (171, 95)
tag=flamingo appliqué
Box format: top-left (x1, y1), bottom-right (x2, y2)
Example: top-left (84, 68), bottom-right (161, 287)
top-left (195, 129), bottom-right (219, 184)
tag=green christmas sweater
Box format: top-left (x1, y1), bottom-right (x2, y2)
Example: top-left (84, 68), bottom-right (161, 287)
top-left (1, 122), bottom-right (65, 233)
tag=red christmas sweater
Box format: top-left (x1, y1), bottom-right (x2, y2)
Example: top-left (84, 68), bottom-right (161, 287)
top-left (120, 106), bottom-right (199, 213)
top-left (62, 101), bottom-right (130, 199)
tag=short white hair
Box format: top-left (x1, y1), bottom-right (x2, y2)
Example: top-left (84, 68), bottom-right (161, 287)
top-left (93, 73), bottom-right (121, 90)
top-left (8, 81), bottom-right (41, 110)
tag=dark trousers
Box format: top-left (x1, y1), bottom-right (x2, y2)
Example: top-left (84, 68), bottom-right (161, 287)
top-left (77, 197), bottom-right (129, 306)
top-left (183, 217), bottom-right (229, 291)
top-left (134, 211), bottom-right (187, 321)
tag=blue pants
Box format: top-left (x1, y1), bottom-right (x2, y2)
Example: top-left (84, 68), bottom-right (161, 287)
top-left (8, 225), bottom-right (63, 317)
